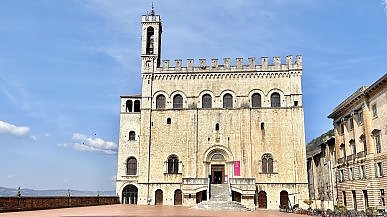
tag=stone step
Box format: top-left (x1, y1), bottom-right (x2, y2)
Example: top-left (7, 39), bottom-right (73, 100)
top-left (192, 184), bottom-right (250, 211)
top-left (192, 201), bottom-right (251, 212)
top-left (210, 184), bottom-right (229, 201)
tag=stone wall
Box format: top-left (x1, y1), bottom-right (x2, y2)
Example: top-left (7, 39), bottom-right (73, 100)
top-left (0, 196), bottom-right (119, 212)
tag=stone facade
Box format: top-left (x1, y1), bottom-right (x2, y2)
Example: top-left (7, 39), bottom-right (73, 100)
top-left (328, 73), bottom-right (387, 211)
top-left (306, 133), bottom-right (336, 210)
top-left (116, 10), bottom-right (309, 210)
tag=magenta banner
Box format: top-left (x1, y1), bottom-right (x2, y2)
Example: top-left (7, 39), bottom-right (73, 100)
top-left (234, 161), bottom-right (240, 176)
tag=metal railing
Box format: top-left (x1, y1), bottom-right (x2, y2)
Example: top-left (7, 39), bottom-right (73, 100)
top-left (337, 157), bottom-right (345, 164)
top-left (357, 151), bottom-right (366, 158)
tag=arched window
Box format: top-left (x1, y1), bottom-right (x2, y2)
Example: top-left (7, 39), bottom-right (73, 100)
top-left (173, 94), bottom-right (183, 109)
top-left (168, 155), bottom-right (179, 174)
top-left (134, 100), bottom-right (140, 112)
top-left (129, 131), bottom-right (135, 141)
top-left (262, 153), bottom-right (273, 173)
top-left (126, 100), bottom-right (133, 112)
top-left (127, 157), bottom-right (137, 175)
top-left (251, 93), bottom-right (261, 108)
top-left (271, 92), bottom-right (281, 107)
top-left (223, 93), bottom-right (233, 108)
top-left (122, 184), bottom-right (138, 204)
top-left (146, 27), bottom-right (154, 55)
top-left (202, 94), bottom-right (212, 108)
top-left (156, 94), bottom-right (166, 109)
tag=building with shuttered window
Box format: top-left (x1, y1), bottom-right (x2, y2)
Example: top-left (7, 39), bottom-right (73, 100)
top-left (328, 73), bottom-right (387, 210)
top-left (116, 9), bottom-right (309, 210)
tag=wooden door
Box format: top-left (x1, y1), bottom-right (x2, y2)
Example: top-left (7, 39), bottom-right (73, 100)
top-left (258, 191), bottom-right (267, 208)
top-left (155, 189), bottom-right (163, 205)
top-left (211, 164), bottom-right (225, 184)
top-left (280, 190), bottom-right (289, 209)
top-left (174, 189), bottom-right (182, 205)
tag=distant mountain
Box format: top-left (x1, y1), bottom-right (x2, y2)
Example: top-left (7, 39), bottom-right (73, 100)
top-left (0, 186), bottom-right (115, 197)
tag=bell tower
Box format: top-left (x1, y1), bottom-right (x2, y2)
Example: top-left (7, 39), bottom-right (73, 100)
top-left (141, 5), bottom-right (162, 72)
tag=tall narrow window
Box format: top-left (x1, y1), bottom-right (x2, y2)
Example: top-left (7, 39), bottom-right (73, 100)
top-left (126, 100), bottom-right (133, 112)
top-left (343, 191), bottom-right (347, 206)
top-left (372, 104), bottom-right (377, 117)
top-left (202, 94), bottom-right (212, 108)
top-left (173, 94), bottom-right (183, 109)
top-left (349, 140), bottom-right (356, 156)
top-left (127, 157), bottom-right (137, 175)
top-left (261, 153), bottom-right (274, 173)
top-left (270, 92), bottom-right (280, 107)
top-left (375, 162), bottom-right (384, 177)
top-left (360, 165), bottom-right (366, 179)
top-left (358, 111), bottom-right (363, 125)
top-left (251, 93), bottom-right (261, 108)
top-left (352, 190), bottom-right (357, 210)
top-left (223, 94), bottom-right (233, 108)
top-left (129, 131), bottom-right (136, 141)
top-left (375, 134), bottom-right (381, 154)
top-left (215, 123), bottom-right (219, 131)
top-left (349, 118), bottom-right (354, 130)
top-left (363, 190), bottom-right (368, 208)
top-left (349, 167), bottom-right (355, 180)
top-left (146, 27), bottom-right (154, 55)
top-left (340, 123), bottom-right (345, 135)
top-left (134, 100), bottom-right (141, 112)
top-left (339, 170), bottom-right (344, 182)
top-left (168, 155), bottom-right (179, 174)
top-left (156, 95), bottom-right (166, 109)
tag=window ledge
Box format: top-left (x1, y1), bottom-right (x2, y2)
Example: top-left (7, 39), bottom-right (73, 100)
top-left (121, 175), bottom-right (138, 178)
top-left (259, 172), bottom-right (278, 175)
top-left (163, 172), bottom-right (182, 175)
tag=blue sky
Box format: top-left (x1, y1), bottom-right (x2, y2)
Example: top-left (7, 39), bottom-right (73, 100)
top-left (0, 0), bottom-right (386, 191)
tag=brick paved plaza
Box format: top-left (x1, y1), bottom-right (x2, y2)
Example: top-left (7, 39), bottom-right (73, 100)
top-left (0, 204), bottom-right (301, 217)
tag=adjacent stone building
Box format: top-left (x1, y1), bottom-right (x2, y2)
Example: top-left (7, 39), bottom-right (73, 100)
top-left (328, 73), bottom-right (387, 210)
top-left (116, 9), bottom-right (309, 210)
top-left (306, 131), bottom-right (336, 210)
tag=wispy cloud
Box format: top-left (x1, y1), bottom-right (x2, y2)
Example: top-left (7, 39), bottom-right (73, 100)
top-left (0, 75), bottom-right (46, 118)
top-left (0, 120), bottom-right (30, 137)
top-left (59, 133), bottom-right (117, 155)
top-left (384, 0), bottom-right (387, 16)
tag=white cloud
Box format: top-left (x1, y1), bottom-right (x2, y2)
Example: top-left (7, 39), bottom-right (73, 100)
top-left (44, 133), bottom-right (50, 137)
top-left (8, 174), bottom-right (13, 179)
top-left (61, 133), bottom-right (117, 155)
top-left (29, 135), bottom-right (38, 142)
top-left (0, 120), bottom-right (30, 137)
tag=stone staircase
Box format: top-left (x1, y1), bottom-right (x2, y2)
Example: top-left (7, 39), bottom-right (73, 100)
top-left (192, 184), bottom-right (250, 211)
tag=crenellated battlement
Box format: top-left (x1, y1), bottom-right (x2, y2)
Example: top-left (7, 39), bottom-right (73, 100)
top-left (153, 55), bottom-right (302, 73)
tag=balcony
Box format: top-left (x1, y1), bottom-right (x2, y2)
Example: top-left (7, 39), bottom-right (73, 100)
top-left (347, 154), bottom-right (355, 161)
top-left (337, 157), bottom-right (345, 164)
top-left (357, 151), bottom-right (366, 158)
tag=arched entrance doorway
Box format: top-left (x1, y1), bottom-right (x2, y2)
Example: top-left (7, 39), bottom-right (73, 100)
top-left (122, 184), bottom-right (138, 204)
top-left (174, 189), bottom-right (182, 205)
top-left (203, 146), bottom-right (233, 185)
top-left (155, 189), bottom-right (163, 205)
top-left (257, 191), bottom-right (267, 208)
top-left (280, 190), bottom-right (289, 209)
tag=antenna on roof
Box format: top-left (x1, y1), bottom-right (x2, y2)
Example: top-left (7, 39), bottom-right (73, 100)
top-left (150, 2), bottom-right (155, 16)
